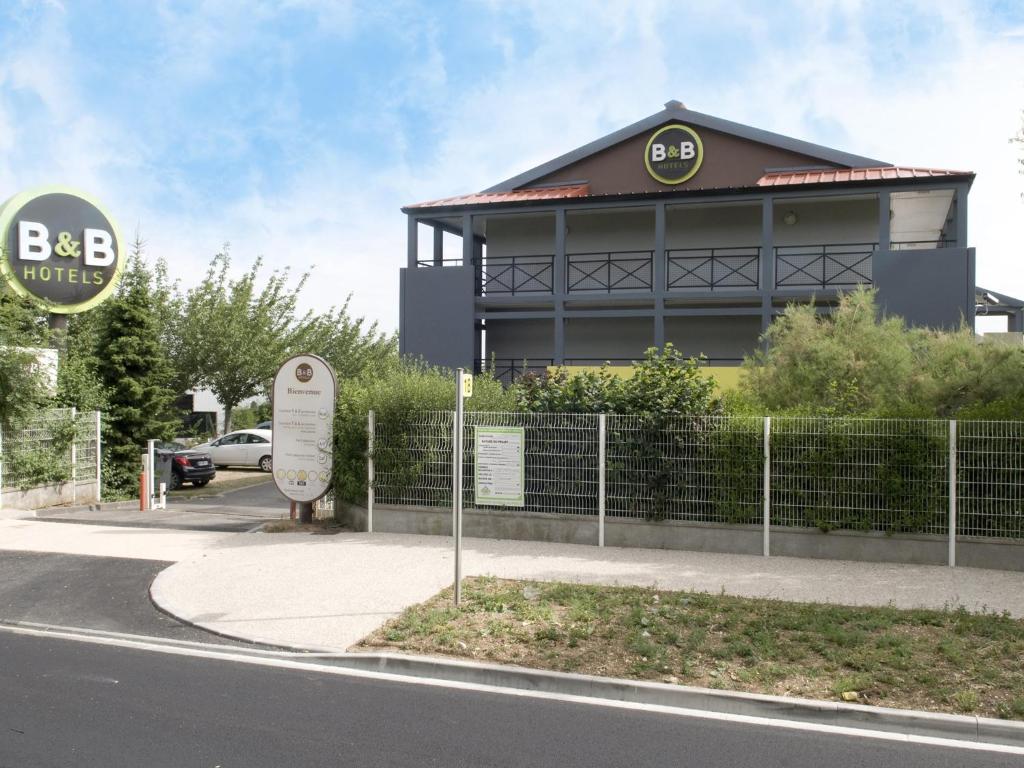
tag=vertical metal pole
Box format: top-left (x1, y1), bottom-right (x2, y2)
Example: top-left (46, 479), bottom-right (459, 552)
top-left (95, 411), bottom-right (102, 503)
top-left (949, 419), bottom-right (957, 568)
top-left (598, 414), bottom-right (606, 547)
top-left (70, 407), bottom-right (77, 505)
top-left (763, 416), bottom-right (771, 558)
top-left (146, 439), bottom-right (156, 512)
top-left (367, 410), bottom-right (375, 533)
top-left (454, 368), bottom-right (465, 606)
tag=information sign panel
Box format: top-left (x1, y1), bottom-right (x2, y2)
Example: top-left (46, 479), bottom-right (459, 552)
top-left (271, 354), bottom-right (336, 503)
top-left (473, 426), bottom-right (525, 507)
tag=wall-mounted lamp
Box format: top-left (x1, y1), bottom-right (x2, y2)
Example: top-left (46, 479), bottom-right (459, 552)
top-left (782, 210), bottom-right (798, 226)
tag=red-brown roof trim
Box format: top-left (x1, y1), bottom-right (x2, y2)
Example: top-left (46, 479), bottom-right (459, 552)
top-left (406, 183), bottom-right (590, 210)
top-left (757, 166), bottom-right (973, 186)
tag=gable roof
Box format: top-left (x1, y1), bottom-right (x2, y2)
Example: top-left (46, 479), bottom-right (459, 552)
top-left (483, 100), bottom-right (889, 193)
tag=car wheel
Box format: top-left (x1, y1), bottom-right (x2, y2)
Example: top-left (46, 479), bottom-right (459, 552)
top-left (170, 472), bottom-right (183, 491)
top-left (192, 479), bottom-right (210, 487)
top-left (259, 455), bottom-right (272, 472)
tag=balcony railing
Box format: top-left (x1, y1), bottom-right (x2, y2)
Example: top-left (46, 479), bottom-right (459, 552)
top-left (567, 251), bottom-right (653, 293)
top-left (774, 243), bottom-right (876, 289)
top-left (477, 255), bottom-right (554, 296)
top-left (477, 358), bottom-right (553, 385)
top-left (667, 247), bottom-right (760, 291)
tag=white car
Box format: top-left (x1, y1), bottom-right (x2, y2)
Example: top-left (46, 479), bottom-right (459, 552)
top-left (195, 429), bottom-right (273, 472)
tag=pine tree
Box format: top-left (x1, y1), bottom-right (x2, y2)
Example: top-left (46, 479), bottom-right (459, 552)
top-left (95, 242), bottom-right (180, 492)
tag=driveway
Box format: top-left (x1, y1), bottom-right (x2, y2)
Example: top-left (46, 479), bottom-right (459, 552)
top-left (34, 479), bottom-right (288, 532)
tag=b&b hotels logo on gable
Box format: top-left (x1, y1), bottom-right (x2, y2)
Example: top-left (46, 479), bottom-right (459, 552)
top-left (644, 124), bottom-right (704, 185)
top-left (0, 186), bottom-right (123, 314)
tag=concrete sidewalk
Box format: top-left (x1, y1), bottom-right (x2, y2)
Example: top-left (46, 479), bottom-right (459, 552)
top-left (150, 531), bottom-right (1024, 653)
top-left (0, 518), bottom-right (235, 562)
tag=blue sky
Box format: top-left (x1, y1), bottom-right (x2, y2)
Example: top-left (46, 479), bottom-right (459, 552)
top-left (1, 0), bottom-right (1023, 333)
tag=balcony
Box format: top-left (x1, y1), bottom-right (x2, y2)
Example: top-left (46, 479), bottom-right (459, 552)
top-left (416, 242), bottom-right (942, 297)
top-left (667, 247), bottom-right (760, 291)
top-left (478, 254), bottom-right (553, 296)
top-left (774, 243), bottom-right (875, 289)
top-left (567, 251), bottom-right (653, 293)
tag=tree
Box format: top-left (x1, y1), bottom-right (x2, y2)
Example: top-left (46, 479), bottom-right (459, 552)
top-left (177, 250), bottom-right (324, 432)
top-left (95, 242), bottom-right (180, 492)
top-left (0, 288), bottom-right (50, 430)
top-left (513, 344), bottom-right (720, 416)
top-left (305, 296), bottom-right (397, 381)
top-left (739, 287), bottom-right (1024, 417)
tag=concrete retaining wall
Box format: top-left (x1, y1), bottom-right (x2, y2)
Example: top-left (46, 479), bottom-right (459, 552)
top-left (1, 480), bottom-right (99, 511)
top-left (336, 502), bottom-right (1024, 573)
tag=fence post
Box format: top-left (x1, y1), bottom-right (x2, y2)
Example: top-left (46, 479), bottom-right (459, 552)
top-left (948, 419), bottom-right (957, 568)
top-left (95, 411), bottom-right (102, 503)
top-left (598, 413), bottom-right (606, 547)
top-left (367, 409), bottom-right (375, 533)
top-left (70, 407), bottom-right (77, 505)
top-left (763, 416), bottom-right (771, 557)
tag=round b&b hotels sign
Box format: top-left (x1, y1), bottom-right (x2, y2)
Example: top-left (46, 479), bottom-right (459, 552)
top-left (0, 186), bottom-right (123, 313)
top-left (644, 124), bottom-right (704, 185)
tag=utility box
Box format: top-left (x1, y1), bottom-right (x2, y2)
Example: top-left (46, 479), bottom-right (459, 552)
top-left (152, 451), bottom-right (173, 493)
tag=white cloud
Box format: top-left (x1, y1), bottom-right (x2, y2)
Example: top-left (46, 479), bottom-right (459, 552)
top-left (1, 0), bottom-right (1022, 338)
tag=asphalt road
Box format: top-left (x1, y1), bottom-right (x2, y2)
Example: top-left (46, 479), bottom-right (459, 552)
top-left (0, 551), bottom-right (242, 645)
top-left (0, 630), bottom-right (1016, 768)
top-left (35, 479), bottom-right (288, 532)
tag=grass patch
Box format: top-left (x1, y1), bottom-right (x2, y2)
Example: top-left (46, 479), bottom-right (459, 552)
top-left (357, 576), bottom-right (1024, 721)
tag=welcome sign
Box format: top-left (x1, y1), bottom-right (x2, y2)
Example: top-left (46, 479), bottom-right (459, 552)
top-left (0, 186), bottom-right (124, 313)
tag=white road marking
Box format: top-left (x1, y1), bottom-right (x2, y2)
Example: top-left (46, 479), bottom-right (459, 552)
top-left (1, 622), bottom-right (1021, 756)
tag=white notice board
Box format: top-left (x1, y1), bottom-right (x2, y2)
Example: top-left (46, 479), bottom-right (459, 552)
top-left (474, 426), bottom-right (525, 507)
top-left (271, 353), bottom-right (336, 503)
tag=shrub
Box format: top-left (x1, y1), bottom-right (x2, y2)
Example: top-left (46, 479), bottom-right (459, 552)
top-left (332, 360), bottom-right (515, 505)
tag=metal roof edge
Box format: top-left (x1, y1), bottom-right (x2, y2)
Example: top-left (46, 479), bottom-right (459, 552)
top-left (405, 172), bottom-right (972, 215)
top-left (482, 103), bottom-right (890, 193)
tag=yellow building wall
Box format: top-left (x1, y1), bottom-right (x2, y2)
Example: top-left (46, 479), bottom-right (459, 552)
top-left (553, 365), bottom-right (744, 391)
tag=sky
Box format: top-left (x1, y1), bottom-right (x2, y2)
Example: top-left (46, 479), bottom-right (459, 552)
top-left (0, 0), bottom-right (1022, 334)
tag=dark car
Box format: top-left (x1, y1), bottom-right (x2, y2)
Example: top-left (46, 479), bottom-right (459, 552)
top-left (155, 441), bottom-right (216, 490)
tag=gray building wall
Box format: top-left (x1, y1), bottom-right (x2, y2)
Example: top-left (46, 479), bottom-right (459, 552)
top-left (400, 266), bottom-right (476, 369)
top-left (565, 317), bottom-right (653, 361)
top-left (486, 214), bottom-right (555, 258)
top-left (666, 203), bottom-right (761, 249)
top-left (565, 208), bottom-right (655, 253)
top-left (772, 197), bottom-right (878, 247)
top-left (664, 316), bottom-right (762, 361)
top-left (484, 199), bottom-right (878, 262)
top-left (873, 247), bottom-right (975, 331)
top-left (486, 319), bottom-right (555, 361)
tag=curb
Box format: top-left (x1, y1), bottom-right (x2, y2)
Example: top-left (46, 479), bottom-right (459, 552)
top-left (316, 652), bottom-right (1024, 747)
top-left (148, 571), bottom-right (1024, 748)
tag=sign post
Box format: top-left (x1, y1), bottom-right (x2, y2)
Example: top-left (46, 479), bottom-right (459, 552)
top-left (271, 354), bottom-right (337, 523)
top-left (453, 368), bottom-right (472, 605)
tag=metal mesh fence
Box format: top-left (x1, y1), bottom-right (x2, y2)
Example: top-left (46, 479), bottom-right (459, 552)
top-left (361, 411), bottom-right (1024, 541)
top-left (770, 418), bottom-right (949, 535)
top-left (462, 412), bottom-right (598, 516)
top-left (958, 421), bottom-right (1024, 539)
top-left (0, 409), bottom-right (100, 493)
top-left (606, 415), bottom-right (763, 524)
